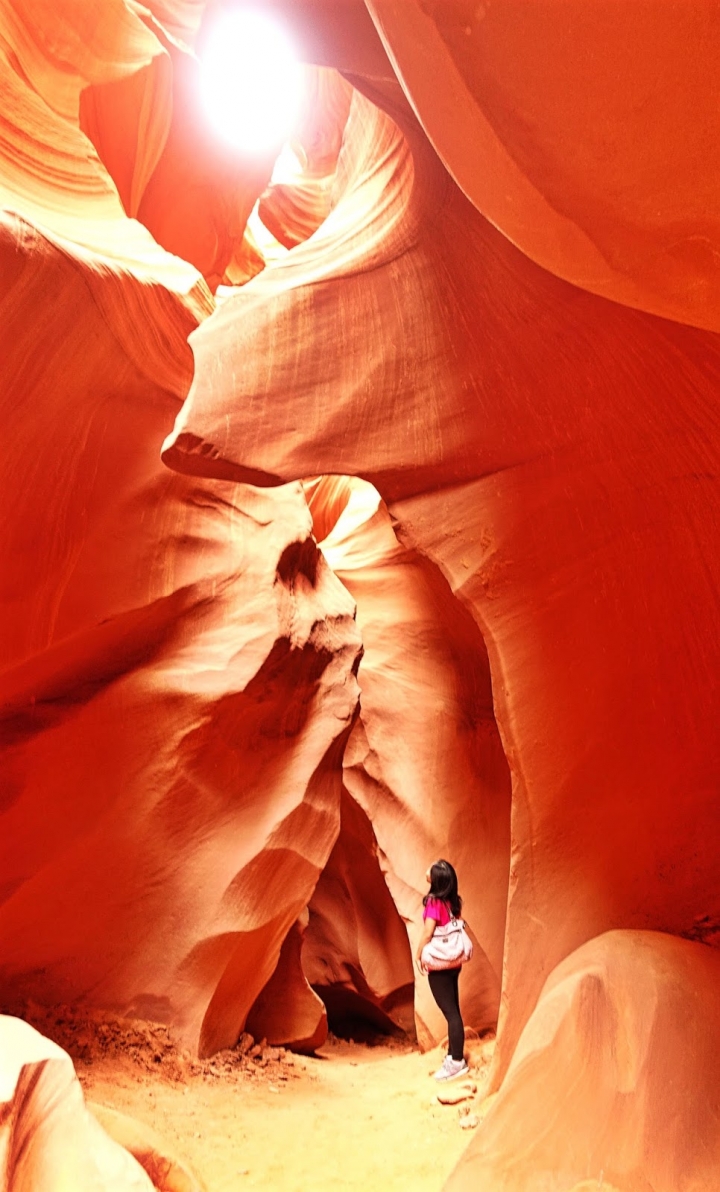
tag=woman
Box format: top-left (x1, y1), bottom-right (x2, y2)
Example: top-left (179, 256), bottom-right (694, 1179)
top-left (416, 859), bottom-right (469, 1082)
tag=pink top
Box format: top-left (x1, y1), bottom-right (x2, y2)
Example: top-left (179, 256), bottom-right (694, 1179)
top-left (423, 897), bottom-right (453, 926)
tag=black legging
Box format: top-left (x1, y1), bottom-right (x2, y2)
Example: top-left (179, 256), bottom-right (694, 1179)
top-left (428, 967), bottom-right (464, 1061)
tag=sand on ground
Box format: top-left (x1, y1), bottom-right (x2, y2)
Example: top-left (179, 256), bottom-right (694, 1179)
top-left (76, 1032), bottom-right (494, 1192)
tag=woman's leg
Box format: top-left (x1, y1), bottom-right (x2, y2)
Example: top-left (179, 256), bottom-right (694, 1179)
top-left (428, 968), bottom-right (465, 1061)
top-left (449, 966), bottom-right (465, 1060)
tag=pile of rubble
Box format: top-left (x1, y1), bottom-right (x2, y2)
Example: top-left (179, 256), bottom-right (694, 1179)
top-left (16, 1002), bottom-right (303, 1085)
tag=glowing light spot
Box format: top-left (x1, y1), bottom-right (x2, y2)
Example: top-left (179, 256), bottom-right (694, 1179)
top-left (270, 143), bottom-right (305, 185)
top-left (199, 10), bottom-right (304, 155)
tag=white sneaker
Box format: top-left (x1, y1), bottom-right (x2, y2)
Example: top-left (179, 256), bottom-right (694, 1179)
top-left (433, 1056), bottom-right (469, 1082)
top-left (432, 1055), bottom-right (451, 1079)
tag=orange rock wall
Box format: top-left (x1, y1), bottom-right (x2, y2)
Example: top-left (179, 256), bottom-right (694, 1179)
top-left (446, 931), bottom-right (720, 1191)
top-left (368, 0), bottom-right (720, 330)
top-left (164, 83), bottom-right (720, 1088)
top-left (3, 5), bottom-right (720, 1188)
top-left (314, 478), bottom-right (510, 1044)
top-left (303, 786), bottom-right (414, 1035)
top-left (0, 1015), bottom-right (154, 1189)
top-left (81, 30), bottom-right (276, 289)
top-left (246, 917), bottom-right (328, 1053)
top-left (0, 0), bottom-right (382, 1064)
top-left (0, 217), bottom-right (360, 1056)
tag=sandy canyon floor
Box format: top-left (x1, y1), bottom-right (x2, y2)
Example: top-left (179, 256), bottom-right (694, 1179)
top-left (42, 1012), bottom-right (495, 1192)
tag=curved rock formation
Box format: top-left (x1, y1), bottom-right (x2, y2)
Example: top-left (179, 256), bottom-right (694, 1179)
top-left (89, 1101), bottom-right (204, 1191)
top-left (303, 785), bottom-right (414, 1036)
top-left (368, 0), bottom-right (720, 330)
top-left (81, 20), bottom-right (278, 290)
top-left (445, 931), bottom-right (720, 1192)
top-left (0, 0), bottom-right (375, 1062)
top-left (163, 73), bottom-right (720, 1088)
top-left (0, 0), bottom-right (209, 308)
top-left (3, 6), bottom-right (720, 1190)
top-left (0, 1015), bottom-right (153, 1190)
top-left (311, 477), bottom-right (510, 1044)
top-left (246, 916), bottom-right (328, 1053)
top-left (0, 216), bottom-right (361, 1057)
top-left (257, 68), bottom-right (353, 251)
top-left (162, 88), bottom-right (439, 490)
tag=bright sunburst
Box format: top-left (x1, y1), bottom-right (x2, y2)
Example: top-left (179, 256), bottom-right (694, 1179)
top-left (199, 9), bottom-right (304, 156)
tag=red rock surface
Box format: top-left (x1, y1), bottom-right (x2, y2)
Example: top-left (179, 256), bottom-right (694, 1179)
top-left (246, 917), bottom-right (328, 1053)
top-left (0, 1015), bottom-right (154, 1189)
top-left (445, 931), bottom-right (720, 1192)
top-left (0, 220), bottom-right (361, 1057)
top-left (303, 786), bottom-right (415, 1036)
top-left (164, 62), bottom-right (720, 1094)
top-left (311, 477), bottom-right (510, 1044)
top-left (3, 0), bottom-right (720, 1187)
top-left (0, 3), bottom-right (374, 1069)
top-left (80, 19), bottom-right (278, 290)
top-left (368, 0), bottom-right (720, 330)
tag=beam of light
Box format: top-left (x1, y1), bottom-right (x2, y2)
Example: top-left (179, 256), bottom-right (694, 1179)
top-left (199, 9), bottom-right (304, 156)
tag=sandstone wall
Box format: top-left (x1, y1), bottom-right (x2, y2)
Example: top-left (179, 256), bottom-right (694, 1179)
top-left (163, 79), bottom-right (720, 1088)
top-left (3, 2), bottom-right (720, 1186)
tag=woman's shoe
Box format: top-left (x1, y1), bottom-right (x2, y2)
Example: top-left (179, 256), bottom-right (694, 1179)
top-left (433, 1056), bottom-right (469, 1082)
top-left (432, 1055), bottom-right (452, 1079)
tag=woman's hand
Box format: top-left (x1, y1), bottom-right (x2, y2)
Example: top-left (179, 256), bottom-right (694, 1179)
top-left (416, 916), bottom-right (436, 976)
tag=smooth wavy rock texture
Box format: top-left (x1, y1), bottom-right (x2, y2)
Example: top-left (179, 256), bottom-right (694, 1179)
top-left (0, 214), bottom-right (361, 1057)
top-left (0, 0), bottom-right (211, 308)
top-left (80, 12), bottom-right (278, 290)
top-left (3, 0), bottom-right (720, 1187)
top-left (0, 0), bottom-right (371, 1066)
top-left (164, 71), bottom-right (720, 1091)
top-left (303, 785), bottom-right (415, 1036)
top-left (368, 0), bottom-right (720, 331)
top-left (0, 1015), bottom-right (154, 1190)
top-left (258, 69), bottom-right (353, 251)
top-left (246, 916), bottom-right (328, 1053)
top-left (88, 1101), bottom-right (204, 1192)
top-left (312, 476), bottom-right (510, 1044)
top-left (445, 931), bottom-right (720, 1192)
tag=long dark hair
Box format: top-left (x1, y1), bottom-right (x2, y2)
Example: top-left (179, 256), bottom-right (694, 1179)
top-left (423, 859), bottom-right (462, 918)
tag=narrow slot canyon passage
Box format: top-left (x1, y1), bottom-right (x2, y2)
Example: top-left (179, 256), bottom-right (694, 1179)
top-left (2, 2), bottom-right (720, 1191)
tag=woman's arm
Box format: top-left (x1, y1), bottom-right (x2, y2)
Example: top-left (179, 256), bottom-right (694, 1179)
top-left (415, 916), bottom-right (436, 974)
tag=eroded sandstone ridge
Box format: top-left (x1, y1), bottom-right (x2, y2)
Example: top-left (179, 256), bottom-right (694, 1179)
top-left (2, 1), bottom-right (720, 1189)
top-left (312, 477), bottom-right (510, 1046)
top-left (165, 61), bottom-right (720, 1086)
top-left (445, 931), bottom-right (720, 1192)
top-left (0, 1015), bottom-right (155, 1189)
top-left (0, 206), bottom-right (361, 1056)
top-left (0, 0), bottom-right (364, 1061)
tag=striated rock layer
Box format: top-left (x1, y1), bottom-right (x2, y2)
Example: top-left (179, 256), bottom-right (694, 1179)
top-left (0, 0), bottom-right (382, 1060)
top-left (445, 931), bottom-right (720, 1192)
top-left (80, 16), bottom-right (278, 291)
top-left (0, 1015), bottom-right (154, 1190)
top-left (0, 217), bottom-right (361, 1056)
top-left (312, 476), bottom-right (510, 1044)
top-left (303, 785), bottom-right (415, 1037)
top-left (163, 81), bottom-right (720, 1090)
